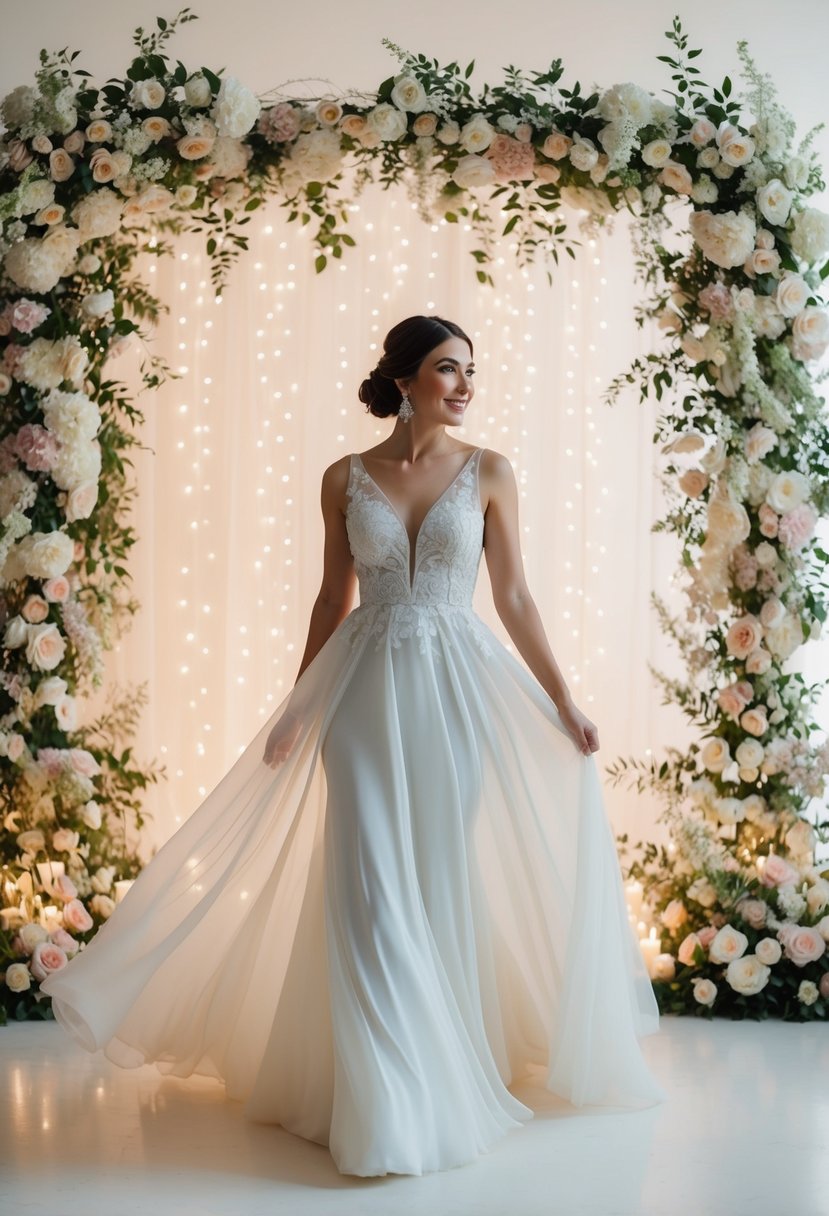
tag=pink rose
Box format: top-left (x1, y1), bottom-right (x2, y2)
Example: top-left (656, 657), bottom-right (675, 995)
top-left (49, 926), bottom-right (79, 956)
top-left (52, 873), bottom-right (79, 903)
top-left (678, 932), bottom-right (702, 965)
top-left (62, 898), bottom-right (94, 934)
top-left (37, 746), bottom-right (66, 777)
top-left (485, 133), bottom-right (536, 183)
top-left (697, 925), bottom-right (718, 948)
top-left (758, 503), bottom-right (779, 538)
top-left (42, 576), bottom-right (70, 603)
top-left (69, 747), bottom-right (101, 777)
top-left (29, 940), bottom-right (68, 981)
top-left (717, 681), bottom-right (752, 719)
top-left (13, 423), bottom-right (59, 472)
top-left (759, 853), bottom-right (800, 888)
top-left (735, 898), bottom-right (767, 929)
top-left (22, 594), bottom-right (50, 624)
top-left (777, 924), bottom-right (826, 967)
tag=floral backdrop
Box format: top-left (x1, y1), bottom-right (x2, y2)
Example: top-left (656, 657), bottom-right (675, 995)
top-left (0, 10), bottom-right (827, 1021)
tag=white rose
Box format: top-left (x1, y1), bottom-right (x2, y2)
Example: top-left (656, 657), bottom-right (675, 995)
top-left (767, 470), bottom-right (809, 513)
top-left (459, 113), bottom-right (494, 154)
top-left (700, 737), bottom-right (730, 773)
top-left (55, 695), bottom-right (78, 731)
top-left (435, 121), bottom-right (460, 146)
top-left (19, 922), bottom-right (49, 954)
top-left (184, 74), bottom-right (213, 108)
top-left (4, 615), bottom-right (28, 648)
top-left (755, 937), bottom-right (782, 965)
top-left (390, 73), bottom-right (428, 113)
top-left (725, 954), bottom-right (770, 996)
top-left (211, 76), bottom-right (260, 138)
top-left (81, 800), bottom-right (102, 830)
top-left (720, 135), bottom-right (755, 167)
top-left (784, 157), bottom-right (809, 191)
top-left (569, 137), bottom-right (599, 171)
top-left (765, 614), bottom-right (804, 661)
top-left (65, 480), bottom-right (98, 523)
top-left (91, 865), bottom-right (116, 894)
top-left (715, 797), bottom-right (746, 825)
top-left (709, 924), bottom-right (748, 964)
top-left (756, 179), bottom-right (793, 227)
top-left (692, 977), bottom-right (717, 1006)
top-left (661, 899), bottom-right (689, 932)
top-left (652, 953), bottom-right (676, 981)
top-left (775, 272), bottom-right (810, 318)
top-left (129, 78), bottom-right (166, 111)
top-left (90, 893), bottom-right (115, 919)
top-left (26, 622), bottom-right (67, 671)
top-left (4, 962), bottom-right (32, 992)
top-left (759, 597), bottom-right (785, 629)
top-left (37, 675), bottom-right (68, 706)
top-left (735, 737), bottom-right (764, 768)
top-left (81, 289), bottom-right (115, 319)
top-left (451, 154), bottom-right (496, 190)
top-left (792, 307), bottom-right (829, 361)
top-left (641, 139), bottom-right (672, 167)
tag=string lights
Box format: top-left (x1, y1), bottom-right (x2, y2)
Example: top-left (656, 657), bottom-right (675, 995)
top-left (114, 186), bottom-right (661, 846)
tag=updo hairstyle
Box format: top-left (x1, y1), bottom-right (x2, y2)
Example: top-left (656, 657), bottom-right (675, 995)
top-left (357, 315), bottom-right (473, 419)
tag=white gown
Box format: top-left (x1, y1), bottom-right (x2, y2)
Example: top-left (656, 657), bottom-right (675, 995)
top-left (41, 446), bottom-right (667, 1177)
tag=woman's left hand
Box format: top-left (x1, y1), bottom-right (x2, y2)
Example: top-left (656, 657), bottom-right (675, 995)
top-left (557, 700), bottom-right (600, 756)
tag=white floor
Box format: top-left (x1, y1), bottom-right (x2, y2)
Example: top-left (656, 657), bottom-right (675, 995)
top-left (1, 1018), bottom-right (826, 1216)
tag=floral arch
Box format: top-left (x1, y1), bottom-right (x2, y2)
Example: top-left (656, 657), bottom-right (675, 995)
top-left (0, 10), bottom-right (828, 1021)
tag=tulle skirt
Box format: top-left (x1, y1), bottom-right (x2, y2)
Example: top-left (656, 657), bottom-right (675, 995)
top-left (41, 601), bottom-right (666, 1177)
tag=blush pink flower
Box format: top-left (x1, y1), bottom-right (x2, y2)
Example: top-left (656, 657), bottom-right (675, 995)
top-left (485, 133), bottom-right (536, 183)
top-left (759, 853), bottom-right (800, 888)
top-left (29, 940), bottom-right (68, 981)
top-left (257, 102), bottom-right (301, 143)
top-left (8, 299), bottom-right (51, 333)
top-left (14, 423), bottom-right (59, 472)
top-left (52, 873), bottom-right (78, 903)
top-left (697, 924), bottom-right (718, 948)
top-left (698, 281), bottom-right (734, 321)
top-left (758, 503), bottom-right (779, 538)
top-left (778, 502), bottom-right (817, 551)
top-left (778, 924), bottom-right (826, 967)
top-left (36, 747), bottom-right (66, 778)
top-left (0, 434), bottom-right (18, 474)
top-left (49, 926), bottom-right (79, 956)
top-left (62, 898), bottom-right (94, 934)
top-left (2, 342), bottom-right (26, 378)
top-left (69, 747), bottom-right (102, 777)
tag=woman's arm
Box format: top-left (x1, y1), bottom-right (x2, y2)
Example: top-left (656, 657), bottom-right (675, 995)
top-left (481, 449), bottom-right (600, 755)
top-left (294, 455), bottom-right (357, 683)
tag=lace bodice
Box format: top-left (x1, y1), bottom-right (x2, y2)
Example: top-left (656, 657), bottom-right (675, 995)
top-left (339, 448), bottom-right (492, 656)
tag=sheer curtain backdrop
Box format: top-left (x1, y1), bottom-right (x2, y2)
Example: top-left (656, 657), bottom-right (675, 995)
top-left (97, 185), bottom-right (697, 853)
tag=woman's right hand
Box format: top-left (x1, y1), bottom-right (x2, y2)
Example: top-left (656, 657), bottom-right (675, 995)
top-left (263, 710), bottom-right (303, 768)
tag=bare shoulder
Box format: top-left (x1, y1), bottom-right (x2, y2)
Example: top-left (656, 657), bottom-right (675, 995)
top-left (479, 448), bottom-right (516, 510)
top-left (320, 453), bottom-right (352, 514)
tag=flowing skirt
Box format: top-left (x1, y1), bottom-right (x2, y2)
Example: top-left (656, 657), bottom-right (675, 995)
top-left (41, 602), bottom-right (667, 1176)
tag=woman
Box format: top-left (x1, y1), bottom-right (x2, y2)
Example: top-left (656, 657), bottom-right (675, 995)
top-left (42, 315), bottom-right (666, 1178)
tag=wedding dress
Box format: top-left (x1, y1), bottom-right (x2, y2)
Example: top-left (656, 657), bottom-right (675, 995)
top-left (41, 445), bottom-right (667, 1177)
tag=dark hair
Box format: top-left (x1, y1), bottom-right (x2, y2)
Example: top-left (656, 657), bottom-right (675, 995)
top-left (358, 315), bottom-right (473, 419)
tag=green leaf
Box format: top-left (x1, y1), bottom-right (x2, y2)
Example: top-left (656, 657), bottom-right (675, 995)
top-left (315, 254), bottom-right (327, 273)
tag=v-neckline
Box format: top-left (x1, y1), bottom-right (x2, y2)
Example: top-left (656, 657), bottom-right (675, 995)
top-left (355, 448), bottom-right (478, 591)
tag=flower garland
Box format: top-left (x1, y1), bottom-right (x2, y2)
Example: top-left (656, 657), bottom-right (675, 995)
top-left (0, 11), bottom-right (827, 1020)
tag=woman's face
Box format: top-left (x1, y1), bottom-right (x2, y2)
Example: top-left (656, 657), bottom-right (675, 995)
top-left (397, 336), bottom-right (475, 427)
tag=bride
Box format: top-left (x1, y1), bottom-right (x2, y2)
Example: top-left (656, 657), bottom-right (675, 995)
top-left (42, 314), bottom-right (666, 1178)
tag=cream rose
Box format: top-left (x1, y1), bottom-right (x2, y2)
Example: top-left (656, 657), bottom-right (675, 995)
top-left (4, 615), bottom-right (29, 648)
top-left (700, 737), bottom-right (730, 773)
top-left (692, 977), bottom-right (717, 1006)
top-left (725, 954), bottom-right (770, 996)
top-left (459, 113), bottom-right (494, 154)
top-left (4, 962), bottom-right (32, 992)
top-left (365, 103), bottom-right (407, 143)
top-left (542, 131), bottom-right (572, 160)
top-left (755, 938), bottom-right (781, 966)
top-left (775, 272), bottom-right (810, 319)
top-left (678, 469), bottom-right (709, 498)
top-left (62, 898), bottom-right (93, 933)
top-left (678, 933), bottom-right (702, 966)
top-left (792, 307), bottom-right (829, 361)
top-left (735, 737), bottom-right (764, 769)
top-left (129, 78), bottom-right (166, 111)
top-left (660, 899), bottom-right (689, 932)
top-left (19, 921), bottom-right (49, 953)
top-left (726, 615), bottom-right (763, 660)
top-left (709, 924), bottom-right (748, 964)
top-left (184, 74), bottom-right (212, 108)
top-left (390, 73), bottom-right (429, 113)
top-left (740, 707), bottom-right (768, 737)
top-left (659, 162), bottom-right (693, 194)
top-left (452, 154), bottom-right (496, 189)
top-left (778, 924), bottom-right (826, 967)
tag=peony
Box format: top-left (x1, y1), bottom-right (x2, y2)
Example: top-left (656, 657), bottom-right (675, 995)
top-left (789, 207), bottom-right (829, 264)
top-left (692, 977), bottom-right (717, 1006)
top-left (709, 924), bottom-right (748, 964)
top-left (19, 922), bottom-right (49, 954)
top-left (284, 128), bottom-right (343, 185)
top-left (764, 613), bottom-right (804, 661)
top-left (8, 298), bottom-right (50, 332)
top-left (42, 389), bottom-right (99, 443)
top-left (4, 229), bottom-right (79, 294)
top-left (72, 188), bottom-right (123, 242)
top-left (62, 898), bottom-right (93, 934)
top-left (779, 924), bottom-right (826, 967)
top-left (598, 82), bottom-right (653, 127)
top-left (698, 281), bottom-right (733, 320)
top-left (689, 209), bottom-right (756, 269)
top-left (69, 747), bottom-right (102, 777)
top-left (452, 154), bottom-right (496, 190)
top-left (18, 530), bottom-right (75, 579)
top-left (4, 962), bottom-right (32, 992)
top-left (208, 136), bottom-right (252, 180)
top-left (211, 76), bottom-right (260, 138)
top-left (725, 954), bottom-right (770, 996)
top-left (778, 502), bottom-right (817, 551)
top-left (14, 424), bottom-right (58, 472)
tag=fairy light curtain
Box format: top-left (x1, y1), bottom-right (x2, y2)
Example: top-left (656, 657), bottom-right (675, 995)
top-left (98, 183), bottom-right (688, 852)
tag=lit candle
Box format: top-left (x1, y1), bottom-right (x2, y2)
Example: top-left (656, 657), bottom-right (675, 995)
top-left (42, 905), bottom-right (61, 931)
top-left (114, 880), bottom-right (135, 904)
top-left (639, 926), bottom-right (661, 978)
top-left (625, 880), bottom-right (644, 919)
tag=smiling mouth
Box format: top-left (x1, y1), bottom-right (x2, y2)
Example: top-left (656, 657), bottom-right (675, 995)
top-left (445, 399), bottom-right (467, 407)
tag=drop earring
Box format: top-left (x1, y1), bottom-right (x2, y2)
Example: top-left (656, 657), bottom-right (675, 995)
top-left (398, 392), bottom-right (414, 423)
